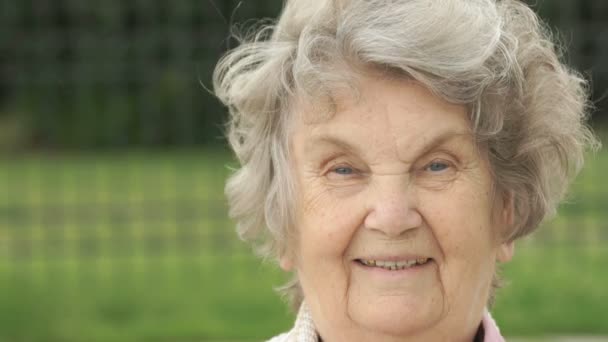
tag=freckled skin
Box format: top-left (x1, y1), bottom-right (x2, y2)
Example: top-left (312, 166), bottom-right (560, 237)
top-left (285, 75), bottom-right (514, 342)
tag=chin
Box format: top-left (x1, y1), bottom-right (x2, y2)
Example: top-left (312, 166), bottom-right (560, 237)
top-left (347, 295), bottom-right (443, 338)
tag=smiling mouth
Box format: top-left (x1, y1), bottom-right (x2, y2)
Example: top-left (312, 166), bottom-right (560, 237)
top-left (355, 258), bottom-right (431, 271)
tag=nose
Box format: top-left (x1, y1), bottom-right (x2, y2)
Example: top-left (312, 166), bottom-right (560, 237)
top-left (363, 180), bottom-right (422, 237)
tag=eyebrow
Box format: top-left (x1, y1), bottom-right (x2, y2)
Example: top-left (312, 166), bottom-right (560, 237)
top-left (305, 130), bottom-right (473, 160)
top-left (410, 130), bottom-right (474, 158)
top-left (305, 135), bottom-right (362, 156)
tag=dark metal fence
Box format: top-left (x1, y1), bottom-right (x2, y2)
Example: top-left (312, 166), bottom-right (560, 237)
top-left (0, 1), bottom-right (606, 150)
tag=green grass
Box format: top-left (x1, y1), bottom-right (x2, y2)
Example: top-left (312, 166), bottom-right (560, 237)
top-left (0, 256), bottom-right (292, 342)
top-left (0, 143), bottom-right (606, 341)
top-left (495, 244), bottom-right (608, 335)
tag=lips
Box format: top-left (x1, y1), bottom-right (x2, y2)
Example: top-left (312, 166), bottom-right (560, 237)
top-left (355, 258), bottom-right (432, 271)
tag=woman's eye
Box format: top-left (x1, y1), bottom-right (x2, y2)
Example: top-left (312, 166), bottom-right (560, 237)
top-left (333, 166), bottom-right (354, 175)
top-left (426, 161), bottom-right (450, 172)
top-left (417, 159), bottom-right (457, 189)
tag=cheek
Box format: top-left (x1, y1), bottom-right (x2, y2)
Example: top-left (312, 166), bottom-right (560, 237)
top-left (421, 186), bottom-right (498, 298)
top-left (297, 187), bottom-right (365, 258)
top-left (420, 181), bottom-right (498, 259)
top-left (295, 188), bottom-right (366, 312)
top-left (422, 176), bottom-right (495, 236)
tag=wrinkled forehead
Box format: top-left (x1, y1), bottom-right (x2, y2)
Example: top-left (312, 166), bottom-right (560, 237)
top-left (287, 67), bottom-right (474, 133)
top-left (292, 74), bottom-right (478, 151)
top-left (287, 66), bottom-right (406, 124)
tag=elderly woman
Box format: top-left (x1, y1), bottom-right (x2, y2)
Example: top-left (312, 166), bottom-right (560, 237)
top-left (213, 0), bottom-right (598, 341)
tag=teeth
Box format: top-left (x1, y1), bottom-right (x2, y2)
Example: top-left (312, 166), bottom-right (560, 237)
top-left (359, 258), bottom-right (429, 270)
top-left (416, 258), bottom-right (428, 265)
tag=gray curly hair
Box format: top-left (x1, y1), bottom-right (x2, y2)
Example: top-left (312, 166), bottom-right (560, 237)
top-left (213, 0), bottom-right (599, 308)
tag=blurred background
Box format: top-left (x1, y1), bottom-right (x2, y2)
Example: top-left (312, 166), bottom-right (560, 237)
top-left (0, 0), bottom-right (606, 341)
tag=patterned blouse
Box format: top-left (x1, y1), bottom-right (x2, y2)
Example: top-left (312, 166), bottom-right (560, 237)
top-left (267, 302), bottom-right (506, 342)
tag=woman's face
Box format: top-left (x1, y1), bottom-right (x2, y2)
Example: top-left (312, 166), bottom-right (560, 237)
top-left (285, 75), bottom-right (514, 341)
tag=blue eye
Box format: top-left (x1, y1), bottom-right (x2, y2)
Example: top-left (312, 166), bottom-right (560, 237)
top-left (427, 162), bottom-right (449, 172)
top-left (333, 167), bottom-right (354, 175)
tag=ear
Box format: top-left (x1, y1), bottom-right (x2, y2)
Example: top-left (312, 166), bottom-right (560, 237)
top-left (501, 190), bottom-right (515, 226)
top-left (279, 255), bottom-right (294, 271)
top-left (497, 241), bottom-right (514, 263)
top-left (496, 191), bottom-right (515, 263)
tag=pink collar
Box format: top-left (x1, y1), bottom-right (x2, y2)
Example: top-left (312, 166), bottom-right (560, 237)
top-left (481, 309), bottom-right (506, 342)
top-left (268, 303), bottom-right (507, 342)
